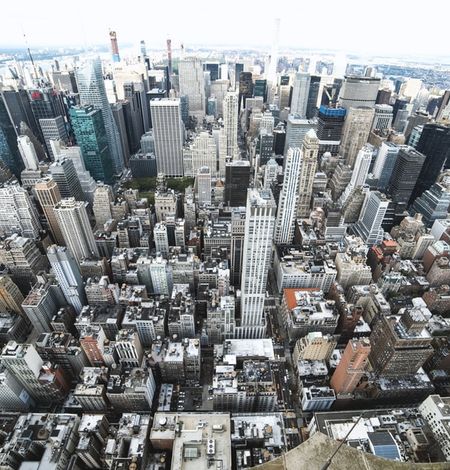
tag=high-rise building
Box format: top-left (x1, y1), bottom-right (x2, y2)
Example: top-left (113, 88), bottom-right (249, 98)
top-left (17, 135), bottom-right (39, 170)
top-left (50, 141), bottom-right (98, 204)
top-left (0, 182), bottom-right (41, 238)
top-left (284, 115), bottom-right (316, 155)
top-left (47, 245), bottom-right (86, 314)
top-left (353, 191), bottom-right (389, 245)
top-left (22, 279), bottom-right (63, 334)
top-left (0, 95), bottom-right (23, 177)
top-left (224, 160), bottom-right (250, 207)
top-left (330, 338), bottom-right (371, 394)
top-left (372, 104), bottom-right (393, 132)
top-left (54, 198), bottom-right (99, 263)
top-left (0, 235), bottom-right (48, 294)
top-left (76, 58), bottom-right (124, 174)
top-left (240, 189), bottom-right (276, 338)
top-left (340, 107), bottom-right (375, 168)
top-left (338, 76), bottom-right (380, 109)
top-left (38, 116), bottom-right (68, 159)
top-left (92, 184), bottom-right (114, 226)
top-left (70, 105), bottom-right (114, 184)
top-left (154, 223), bottom-right (169, 257)
top-left (34, 177), bottom-right (65, 245)
top-left (316, 106), bottom-right (346, 156)
top-left (49, 158), bottom-right (85, 202)
top-left (413, 185), bottom-right (450, 231)
top-left (109, 31), bottom-right (120, 62)
top-left (274, 147), bottom-right (302, 244)
top-left (290, 72), bottom-right (310, 117)
top-left (297, 129), bottom-right (319, 217)
top-left (150, 98), bottom-right (184, 176)
top-left (223, 92), bottom-right (239, 159)
top-left (184, 131), bottom-right (217, 176)
top-left (306, 76), bottom-right (321, 119)
top-left (411, 123), bottom-right (450, 202)
top-left (372, 142), bottom-right (400, 191)
top-left (238, 72), bottom-right (253, 111)
top-left (178, 57), bottom-right (205, 120)
top-left (0, 275), bottom-right (24, 316)
top-left (196, 166), bottom-right (212, 206)
top-left (387, 146), bottom-right (426, 205)
top-left (369, 311), bottom-right (433, 376)
top-left (340, 144), bottom-right (373, 204)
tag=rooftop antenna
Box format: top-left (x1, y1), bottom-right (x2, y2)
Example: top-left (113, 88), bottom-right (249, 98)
top-left (22, 31), bottom-right (39, 80)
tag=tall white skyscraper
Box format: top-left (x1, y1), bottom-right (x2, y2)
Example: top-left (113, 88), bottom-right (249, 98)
top-left (290, 72), bottom-right (311, 117)
top-left (54, 198), bottom-right (99, 263)
top-left (196, 166), bottom-right (212, 206)
top-left (297, 129), bottom-right (319, 217)
top-left (267, 18), bottom-right (280, 83)
top-left (0, 182), bottom-right (41, 238)
top-left (223, 91), bottom-right (239, 159)
top-left (178, 57), bottom-right (206, 120)
top-left (340, 107), bottom-right (375, 168)
top-left (75, 57), bottom-right (124, 174)
top-left (240, 189), bottom-right (276, 338)
top-left (340, 144), bottom-right (373, 204)
top-left (183, 131), bottom-right (217, 176)
top-left (274, 148), bottom-right (302, 244)
top-left (284, 115), bottom-right (316, 155)
top-left (47, 245), bottom-right (86, 313)
top-left (17, 135), bottom-right (39, 170)
top-left (150, 98), bottom-right (184, 176)
top-left (153, 223), bottom-right (169, 257)
top-left (353, 191), bottom-right (389, 245)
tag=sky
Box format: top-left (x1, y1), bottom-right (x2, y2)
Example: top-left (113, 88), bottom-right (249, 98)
top-left (1, 0), bottom-right (449, 58)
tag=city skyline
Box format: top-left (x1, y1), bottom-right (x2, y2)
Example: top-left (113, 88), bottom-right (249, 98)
top-left (1, 0), bottom-right (449, 58)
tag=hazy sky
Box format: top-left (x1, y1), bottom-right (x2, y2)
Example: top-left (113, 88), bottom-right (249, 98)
top-left (1, 0), bottom-right (449, 57)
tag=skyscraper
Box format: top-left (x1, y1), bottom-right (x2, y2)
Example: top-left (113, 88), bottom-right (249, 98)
top-left (316, 106), bottom-right (346, 156)
top-left (47, 245), bottom-right (86, 314)
top-left (224, 160), bottom-right (251, 207)
top-left (372, 142), bottom-right (400, 191)
top-left (75, 58), bottom-right (124, 174)
top-left (49, 158), bottom-right (85, 202)
top-left (109, 31), bottom-right (120, 62)
top-left (34, 177), bottom-right (65, 245)
top-left (412, 181), bottom-right (450, 227)
top-left (290, 72), bottom-right (311, 117)
top-left (411, 123), bottom-right (450, 202)
top-left (0, 95), bottom-right (23, 177)
top-left (387, 146), bottom-right (426, 205)
top-left (284, 115), bottom-right (316, 155)
top-left (54, 198), bottom-right (99, 263)
top-left (340, 144), bottom-right (373, 204)
top-left (223, 92), bottom-right (239, 159)
top-left (306, 75), bottom-right (321, 119)
top-left (70, 105), bottom-right (113, 184)
top-left (238, 72), bottom-right (253, 111)
top-left (274, 147), bottom-right (302, 244)
top-left (178, 57), bottom-right (205, 120)
top-left (0, 182), bottom-right (41, 238)
top-left (353, 191), bottom-right (389, 245)
top-left (297, 129), bottom-right (319, 217)
top-left (338, 76), bottom-right (380, 109)
top-left (38, 116), bottom-right (68, 159)
top-left (340, 107), bottom-right (375, 168)
top-left (150, 98), bottom-right (184, 176)
top-left (372, 104), bottom-right (393, 132)
top-left (196, 166), bottom-right (212, 206)
top-left (240, 189), bottom-right (276, 338)
top-left (17, 135), bottom-right (39, 170)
